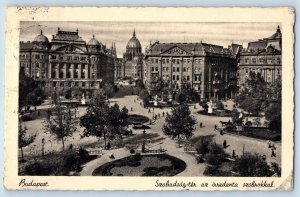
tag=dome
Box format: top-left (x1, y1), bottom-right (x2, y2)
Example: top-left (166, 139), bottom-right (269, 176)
top-left (126, 29), bottom-right (141, 49)
top-left (87, 35), bottom-right (100, 46)
top-left (34, 30), bottom-right (49, 43)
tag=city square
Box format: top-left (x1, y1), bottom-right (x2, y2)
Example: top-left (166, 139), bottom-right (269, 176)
top-left (18, 21), bottom-right (282, 177)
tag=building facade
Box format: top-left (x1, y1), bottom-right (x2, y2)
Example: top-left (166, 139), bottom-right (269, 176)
top-left (122, 29), bottom-right (143, 80)
top-left (19, 28), bottom-right (116, 97)
top-left (144, 41), bottom-right (242, 101)
top-left (238, 26), bottom-right (282, 85)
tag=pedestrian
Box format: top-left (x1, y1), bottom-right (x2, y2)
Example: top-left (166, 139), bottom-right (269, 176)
top-left (155, 114), bottom-right (157, 120)
top-left (268, 140), bottom-right (272, 148)
top-left (194, 105), bottom-right (196, 109)
top-left (131, 107), bottom-right (133, 111)
top-left (272, 144), bottom-right (276, 150)
top-left (214, 124), bottom-right (217, 130)
top-left (158, 113), bottom-right (160, 118)
top-left (271, 149), bottom-right (276, 157)
top-left (107, 142), bottom-right (111, 150)
top-left (162, 112), bottom-right (165, 117)
top-left (223, 140), bottom-right (227, 148)
top-left (148, 109), bottom-right (151, 113)
top-left (200, 122), bottom-right (203, 128)
top-left (232, 149), bottom-right (236, 158)
top-left (220, 129), bottom-right (223, 135)
top-left (69, 143), bottom-right (73, 150)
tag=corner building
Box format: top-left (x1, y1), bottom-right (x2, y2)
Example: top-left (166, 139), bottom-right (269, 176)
top-left (238, 26), bottom-right (282, 85)
top-left (19, 28), bottom-right (116, 96)
top-left (144, 42), bottom-right (242, 101)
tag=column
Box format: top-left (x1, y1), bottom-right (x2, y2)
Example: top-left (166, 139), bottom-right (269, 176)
top-left (56, 63), bottom-right (59, 79)
top-left (63, 63), bottom-right (67, 79)
top-left (70, 64), bottom-right (74, 79)
top-left (85, 64), bottom-right (88, 79)
top-left (48, 63), bottom-right (52, 78)
top-left (78, 64), bottom-right (82, 79)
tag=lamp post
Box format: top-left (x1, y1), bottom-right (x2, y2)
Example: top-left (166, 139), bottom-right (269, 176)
top-left (42, 138), bottom-right (45, 156)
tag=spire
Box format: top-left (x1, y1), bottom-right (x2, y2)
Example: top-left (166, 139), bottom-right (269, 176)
top-left (58, 27), bottom-right (60, 31)
top-left (277, 25), bottom-right (281, 33)
top-left (93, 34), bottom-right (95, 39)
top-left (41, 30), bottom-right (43, 35)
top-left (77, 28), bottom-right (79, 33)
top-left (133, 28), bottom-right (136, 37)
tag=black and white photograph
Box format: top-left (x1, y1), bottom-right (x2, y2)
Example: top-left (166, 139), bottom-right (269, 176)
top-left (18, 21), bottom-right (283, 177)
top-left (4, 7), bottom-right (294, 190)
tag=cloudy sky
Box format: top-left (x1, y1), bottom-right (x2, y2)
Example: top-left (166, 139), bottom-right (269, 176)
top-left (20, 21), bottom-right (280, 57)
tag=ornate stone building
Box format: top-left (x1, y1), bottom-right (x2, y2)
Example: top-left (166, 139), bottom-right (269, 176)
top-left (238, 26), bottom-right (282, 85)
top-left (122, 29), bottom-right (143, 80)
top-left (19, 28), bottom-right (116, 97)
top-left (144, 41), bottom-right (242, 101)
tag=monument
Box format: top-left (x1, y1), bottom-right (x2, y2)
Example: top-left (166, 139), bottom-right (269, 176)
top-left (81, 93), bottom-right (86, 105)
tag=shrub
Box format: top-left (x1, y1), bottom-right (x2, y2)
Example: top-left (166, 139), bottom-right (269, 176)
top-left (193, 135), bottom-right (214, 155)
top-left (130, 149), bottom-right (135, 154)
top-left (215, 101), bottom-right (224, 110)
top-left (205, 142), bottom-right (228, 166)
top-left (232, 153), bottom-right (273, 177)
top-left (203, 165), bottom-right (219, 176)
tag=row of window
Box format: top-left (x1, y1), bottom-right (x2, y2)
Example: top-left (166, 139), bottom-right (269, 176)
top-left (244, 57), bottom-right (281, 64)
top-left (50, 55), bottom-right (88, 61)
top-left (50, 70), bottom-right (98, 79)
top-left (151, 66), bottom-right (200, 73)
top-left (242, 68), bottom-right (281, 75)
top-left (52, 81), bottom-right (100, 88)
top-left (150, 58), bottom-right (204, 64)
top-left (161, 75), bottom-right (201, 82)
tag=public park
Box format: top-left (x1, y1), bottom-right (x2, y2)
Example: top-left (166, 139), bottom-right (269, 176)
top-left (18, 71), bottom-right (282, 177)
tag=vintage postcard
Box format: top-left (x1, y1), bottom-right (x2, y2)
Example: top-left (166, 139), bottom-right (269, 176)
top-left (4, 7), bottom-right (294, 190)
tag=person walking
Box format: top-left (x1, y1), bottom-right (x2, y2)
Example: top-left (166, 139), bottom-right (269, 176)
top-left (200, 122), bottom-right (203, 128)
top-left (232, 149), bottom-right (236, 158)
top-left (223, 140), bottom-right (227, 148)
top-left (271, 148), bottom-right (276, 157)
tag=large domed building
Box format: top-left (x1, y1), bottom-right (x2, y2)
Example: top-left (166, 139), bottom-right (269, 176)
top-left (122, 29), bottom-right (144, 80)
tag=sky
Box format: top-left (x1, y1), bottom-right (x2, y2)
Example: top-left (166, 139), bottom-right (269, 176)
top-left (20, 21), bottom-right (280, 57)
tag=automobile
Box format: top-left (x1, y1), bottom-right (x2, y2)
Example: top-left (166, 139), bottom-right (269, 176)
top-left (133, 124), bottom-right (151, 130)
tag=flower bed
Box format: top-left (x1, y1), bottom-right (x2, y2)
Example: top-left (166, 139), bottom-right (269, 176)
top-left (92, 154), bottom-right (186, 176)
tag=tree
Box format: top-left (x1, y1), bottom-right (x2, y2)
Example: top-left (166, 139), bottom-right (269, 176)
top-left (264, 78), bottom-right (282, 133)
top-left (19, 123), bottom-right (36, 161)
top-left (44, 105), bottom-right (77, 150)
top-left (136, 79), bottom-right (145, 89)
top-left (102, 83), bottom-right (114, 99)
top-left (235, 71), bottom-right (267, 115)
top-left (181, 81), bottom-right (200, 103)
top-left (163, 105), bottom-right (196, 146)
top-left (19, 76), bottom-right (46, 111)
top-left (205, 142), bottom-right (228, 166)
top-left (233, 153), bottom-right (272, 177)
top-left (175, 91), bottom-right (187, 104)
top-left (139, 89), bottom-right (151, 106)
top-left (80, 92), bottom-right (129, 149)
top-left (25, 87), bottom-right (46, 110)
